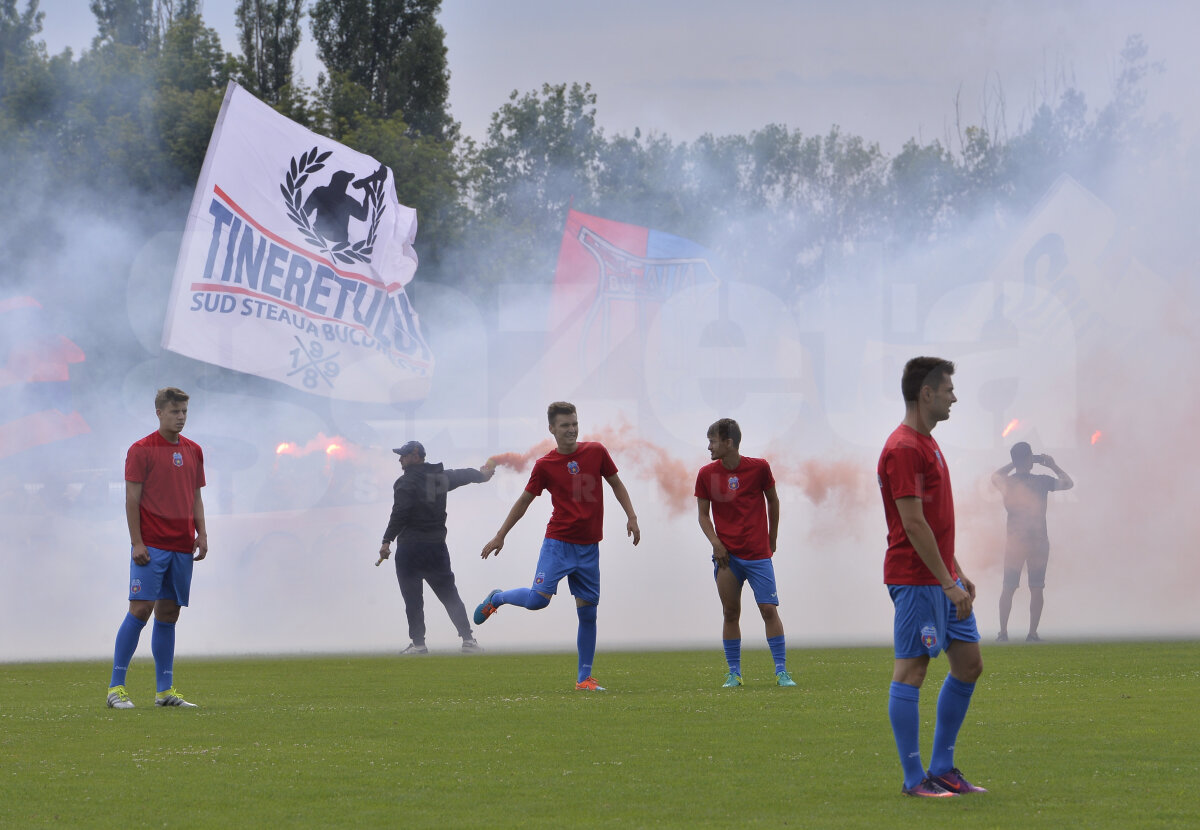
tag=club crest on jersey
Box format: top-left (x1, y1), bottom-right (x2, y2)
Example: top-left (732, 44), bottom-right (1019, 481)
top-left (728, 476), bottom-right (740, 491)
top-left (172, 451), bottom-right (183, 467)
top-left (535, 572), bottom-right (546, 585)
top-left (131, 578), bottom-right (142, 594)
top-left (920, 624), bottom-right (938, 649)
top-left (567, 461), bottom-right (580, 475)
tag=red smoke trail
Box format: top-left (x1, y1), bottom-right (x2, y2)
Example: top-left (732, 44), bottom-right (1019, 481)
top-left (487, 440), bottom-right (555, 471)
top-left (591, 425), bottom-right (695, 515)
top-left (776, 459), bottom-right (867, 505)
top-left (485, 429), bottom-right (694, 514)
top-left (486, 427), bottom-right (866, 517)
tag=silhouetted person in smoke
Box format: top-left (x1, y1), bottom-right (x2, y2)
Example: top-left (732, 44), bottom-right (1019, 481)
top-left (302, 165), bottom-right (385, 243)
top-left (377, 441), bottom-right (495, 654)
top-left (992, 442), bottom-right (1074, 642)
top-left (695, 418), bottom-right (796, 689)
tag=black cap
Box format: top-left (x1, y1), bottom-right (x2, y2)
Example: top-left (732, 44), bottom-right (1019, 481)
top-left (393, 440), bottom-right (426, 458)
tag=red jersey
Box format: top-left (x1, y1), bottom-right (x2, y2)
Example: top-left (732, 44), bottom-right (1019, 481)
top-left (525, 442), bottom-right (618, 544)
top-left (694, 456), bottom-right (776, 560)
top-left (877, 424), bottom-right (955, 585)
top-left (125, 431), bottom-right (206, 553)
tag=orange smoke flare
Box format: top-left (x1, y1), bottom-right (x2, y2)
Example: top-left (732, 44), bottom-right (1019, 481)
top-left (1001, 418), bottom-right (1020, 438)
top-left (1091, 430), bottom-right (1103, 445)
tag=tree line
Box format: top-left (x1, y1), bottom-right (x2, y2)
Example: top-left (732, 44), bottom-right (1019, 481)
top-left (0, 0), bottom-right (1173, 301)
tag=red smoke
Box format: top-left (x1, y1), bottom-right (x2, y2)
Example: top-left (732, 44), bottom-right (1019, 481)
top-left (486, 425), bottom-right (862, 517)
top-left (777, 459), bottom-right (866, 506)
top-left (591, 425), bottom-right (695, 515)
top-left (487, 441), bottom-right (555, 471)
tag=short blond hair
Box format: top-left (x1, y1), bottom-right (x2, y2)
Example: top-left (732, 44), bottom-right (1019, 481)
top-left (155, 387), bottom-right (189, 410)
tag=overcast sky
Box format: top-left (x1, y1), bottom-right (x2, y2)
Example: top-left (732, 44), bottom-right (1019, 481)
top-left (37, 0), bottom-right (1199, 154)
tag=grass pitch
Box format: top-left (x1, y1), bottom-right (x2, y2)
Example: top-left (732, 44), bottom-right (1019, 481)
top-left (2, 641), bottom-right (1197, 829)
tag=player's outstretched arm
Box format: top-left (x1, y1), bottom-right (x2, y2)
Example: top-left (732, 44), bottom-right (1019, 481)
top-left (482, 490), bottom-right (536, 559)
top-left (605, 473), bottom-right (640, 546)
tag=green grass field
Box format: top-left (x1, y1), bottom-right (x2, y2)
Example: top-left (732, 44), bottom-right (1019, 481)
top-left (2, 641), bottom-right (1197, 829)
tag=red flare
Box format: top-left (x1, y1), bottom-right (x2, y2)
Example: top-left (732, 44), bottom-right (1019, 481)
top-left (1001, 418), bottom-right (1020, 438)
top-left (274, 433), bottom-right (354, 459)
top-left (1090, 430), bottom-right (1102, 445)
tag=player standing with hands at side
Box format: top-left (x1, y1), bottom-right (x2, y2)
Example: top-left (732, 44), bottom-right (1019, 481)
top-left (877, 357), bottom-right (986, 797)
top-left (106, 387), bottom-right (207, 709)
top-left (473, 402), bottom-right (640, 691)
top-left (695, 418), bottom-right (796, 688)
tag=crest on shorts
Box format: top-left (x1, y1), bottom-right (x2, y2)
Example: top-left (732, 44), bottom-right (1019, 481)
top-left (535, 571), bottom-right (546, 585)
top-left (567, 460), bottom-right (580, 475)
top-left (131, 578), bottom-right (142, 594)
top-left (728, 475), bottom-right (740, 491)
top-left (920, 624), bottom-right (938, 649)
top-left (172, 451), bottom-right (183, 467)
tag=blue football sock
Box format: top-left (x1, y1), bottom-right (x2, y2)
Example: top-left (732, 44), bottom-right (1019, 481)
top-left (889, 681), bottom-right (925, 789)
top-left (496, 587), bottom-right (550, 610)
top-left (767, 635), bottom-right (787, 673)
top-left (110, 613), bottom-right (147, 688)
top-left (930, 674), bottom-right (976, 776)
top-left (151, 618), bottom-right (176, 693)
top-left (722, 638), bottom-right (741, 676)
top-left (576, 604), bottom-right (598, 683)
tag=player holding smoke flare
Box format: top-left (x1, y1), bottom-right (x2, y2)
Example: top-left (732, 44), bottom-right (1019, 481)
top-left (377, 440), bottom-right (495, 654)
top-left (877, 357), bottom-right (986, 797)
top-left (695, 418), bottom-right (796, 688)
top-left (106, 387), bottom-right (207, 709)
top-left (474, 402), bottom-right (641, 691)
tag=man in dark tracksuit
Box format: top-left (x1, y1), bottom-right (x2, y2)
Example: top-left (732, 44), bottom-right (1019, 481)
top-left (378, 441), bottom-right (496, 654)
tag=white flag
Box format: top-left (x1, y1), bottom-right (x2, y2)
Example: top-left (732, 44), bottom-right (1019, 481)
top-left (162, 82), bottom-right (433, 403)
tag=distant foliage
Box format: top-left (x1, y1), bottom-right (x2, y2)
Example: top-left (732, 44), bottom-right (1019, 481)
top-left (0, 0), bottom-right (1175, 301)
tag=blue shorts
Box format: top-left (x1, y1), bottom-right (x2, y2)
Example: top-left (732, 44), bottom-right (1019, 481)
top-left (888, 580), bottom-right (979, 659)
top-left (714, 556), bottom-right (780, 606)
top-left (128, 546), bottom-right (194, 605)
top-left (532, 538), bottom-right (600, 605)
